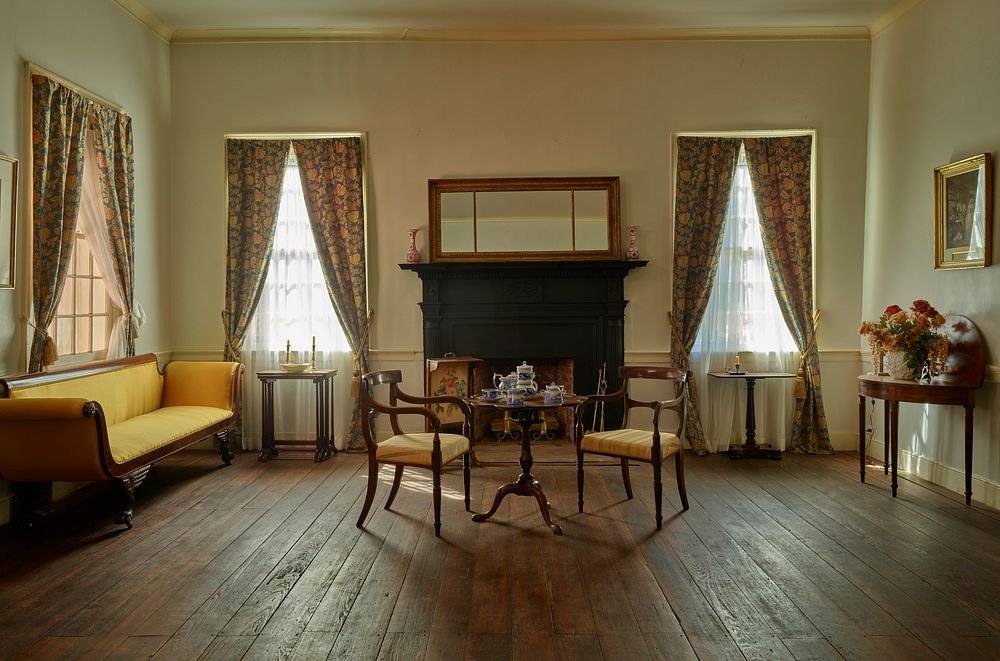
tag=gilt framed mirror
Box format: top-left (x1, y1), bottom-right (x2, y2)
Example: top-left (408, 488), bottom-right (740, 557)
top-left (428, 176), bottom-right (621, 262)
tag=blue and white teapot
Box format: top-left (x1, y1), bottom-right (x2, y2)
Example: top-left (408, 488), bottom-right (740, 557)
top-left (515, 361), bottom-right (538, 396)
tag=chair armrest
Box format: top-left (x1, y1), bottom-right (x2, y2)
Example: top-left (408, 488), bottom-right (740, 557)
top-left (162, 361), bottom-right (242, 411)
top-left (395, 390), bottom-right (473, 418)
top-left (0, 398), bottom-right (110, 481)
top-left (652, 382), bottom-right (689, 438)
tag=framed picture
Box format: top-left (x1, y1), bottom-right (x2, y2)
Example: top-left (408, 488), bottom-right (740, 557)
top-left (934, 153), bottom-right (993, 270)
top-left (0, 154), bottom-right (16, 289)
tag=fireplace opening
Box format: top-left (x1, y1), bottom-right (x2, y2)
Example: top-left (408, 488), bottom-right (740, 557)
top-left (473, 358), bottom-right (575, 442)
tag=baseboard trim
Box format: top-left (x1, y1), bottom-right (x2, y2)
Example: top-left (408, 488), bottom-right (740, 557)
top-left (866, 438), bottom-right (999, 509)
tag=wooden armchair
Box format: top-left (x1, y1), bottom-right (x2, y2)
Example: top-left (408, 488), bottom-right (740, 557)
top-left (575, 366), bottom-right (689, 529)
top-left (358, 370), bottom-right (473, 537)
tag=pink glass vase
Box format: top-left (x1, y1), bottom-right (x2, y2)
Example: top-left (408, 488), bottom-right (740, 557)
top-left (406, 228), bottom-right (421, 263)
top-left (625, 225), bottom-right (640, 260)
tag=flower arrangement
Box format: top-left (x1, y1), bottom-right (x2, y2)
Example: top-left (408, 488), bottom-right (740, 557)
top-left (859, 300), bottom-right (949, 378)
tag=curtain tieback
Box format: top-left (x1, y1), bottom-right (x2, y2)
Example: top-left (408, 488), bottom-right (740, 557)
top-left (24, 317), bottom-right (58, 368)
top-left (125, 302), bottom-right (146, 339)
top-left (794, 309), bottom-right (822, 399)
top-left (667, 311), bottom-right (698, 399)
top-left (220, 311), bottom-right (242, 362)
top-left (350, 309), bottom-right (375, 398)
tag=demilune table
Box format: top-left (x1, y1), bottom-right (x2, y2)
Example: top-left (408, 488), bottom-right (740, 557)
top-left (256, 368), bottom-right (337, 463)
top-left (708, 371), bottom-right (795, 460)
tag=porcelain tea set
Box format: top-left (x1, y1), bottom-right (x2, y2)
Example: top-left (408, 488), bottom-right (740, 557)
top-left (480, 361), bottom-right (565, 406)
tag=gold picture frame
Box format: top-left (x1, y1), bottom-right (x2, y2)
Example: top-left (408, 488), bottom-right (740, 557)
top-left (934, 153), bottom-right (993, 270)
top-left (0, 154), bottom-right (17, 289)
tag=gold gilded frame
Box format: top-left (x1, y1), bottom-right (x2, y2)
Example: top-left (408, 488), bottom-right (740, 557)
top-left (0, 153), bottom-right (17, 289)
top-left (428, 176), bottom-right (621, 262)
top-left (934, 153), bottom-right (993, 270)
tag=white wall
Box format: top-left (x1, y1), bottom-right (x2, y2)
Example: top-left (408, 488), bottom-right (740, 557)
top-left (169, 38), bottom-right (871, 448)
top-left (0, 0), bottom-right (172, 523)
top-left (864, 0), bottom-right (1000, 507)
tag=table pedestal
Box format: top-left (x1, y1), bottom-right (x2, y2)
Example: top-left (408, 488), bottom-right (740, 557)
top-left (471, 402), bottom-right (574, 535)
top-left (708, 372), bottom-right (794, 461)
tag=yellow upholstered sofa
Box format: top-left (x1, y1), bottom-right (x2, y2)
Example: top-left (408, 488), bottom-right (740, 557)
top-left (0, 353), bottom-right (243, 528)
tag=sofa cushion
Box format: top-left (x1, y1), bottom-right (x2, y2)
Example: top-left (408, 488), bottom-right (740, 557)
top-left (11, 361), bottom-right (163, 427)
top-left (161, 361), bottom-right (239, 410)
top-left (108, 405), bottom-right (232, 464)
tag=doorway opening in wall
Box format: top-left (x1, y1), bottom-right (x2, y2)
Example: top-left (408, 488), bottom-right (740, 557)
top-left (241, 145), bottom-right (353, 452)
top-left (684, 133), bottom-right (815, 453)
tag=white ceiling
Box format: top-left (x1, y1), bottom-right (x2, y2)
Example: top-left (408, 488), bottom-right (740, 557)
top-left (116, 0), bottom-right (918, 41)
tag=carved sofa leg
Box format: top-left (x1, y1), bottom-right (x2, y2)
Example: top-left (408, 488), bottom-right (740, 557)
top-left (215, 429), bottom-right (234, 466)
top-left (114, 465), bottom-right (151, 529)
top-left (10, 481), bottom-right (53, 529)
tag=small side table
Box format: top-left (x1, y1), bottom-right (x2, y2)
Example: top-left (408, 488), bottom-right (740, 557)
top-left (708, 371), bottom-right (795, 460)
top-left (256, 369), bottom-right (337, 463)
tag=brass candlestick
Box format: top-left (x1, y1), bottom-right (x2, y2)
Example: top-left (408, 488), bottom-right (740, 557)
top-left (285, 339), bottom-right (291, 364)
top-left (310, 335), bottom-right (316, 371)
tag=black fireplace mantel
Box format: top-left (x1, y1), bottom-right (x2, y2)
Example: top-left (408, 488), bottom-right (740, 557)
top-left (400, 260), bottom-right (646, 427)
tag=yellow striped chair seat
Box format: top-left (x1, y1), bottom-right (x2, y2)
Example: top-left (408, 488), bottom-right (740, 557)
top-left (376, 432), bottom-right (470, 467)
top-left (580, 428), bottom-right (681, 462)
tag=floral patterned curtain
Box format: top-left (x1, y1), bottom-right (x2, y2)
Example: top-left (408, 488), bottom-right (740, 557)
top-left (29, 75), bottom-right (89, 372)
top-left (91, 106), bottom-right (137, 356)
top-left (743, 136), bottom-right (831, 453)
top-left (292, 137), bottom-right (368, 452)
top-left (223, 139), bottom-right (289, 362)
top-left (670, 136), bottom-right (741, 452)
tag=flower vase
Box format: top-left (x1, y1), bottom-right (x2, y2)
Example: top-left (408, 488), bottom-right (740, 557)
top-left (884, 351), bottom-right (916, 380)
top-left (406, 228), bottom-right (421, 263)
top-left (625, 225), bottom-right (640, 260)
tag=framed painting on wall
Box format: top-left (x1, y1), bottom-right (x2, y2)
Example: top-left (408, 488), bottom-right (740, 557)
top-left (934, 153), bottom-right (993, 270)
top-left (0, 154), bottom-right (17, 289)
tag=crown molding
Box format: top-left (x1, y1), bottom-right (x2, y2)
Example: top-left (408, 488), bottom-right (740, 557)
top-left (869, 0), bottom-right (928, 38)
top-left (170, 25), bottom-right (870, 45)
top-left (112, 0), bottom-right (174, 42)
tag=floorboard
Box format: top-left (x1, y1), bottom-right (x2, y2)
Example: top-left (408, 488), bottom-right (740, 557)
top-left (0, 441), bottom-right (997, 660)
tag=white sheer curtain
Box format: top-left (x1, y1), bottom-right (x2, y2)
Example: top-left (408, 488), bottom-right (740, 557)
top-left (78, 131), bottom-right (144, 359)
top-left (242, 147), bottom-right (353, 451)
top-left (692, 147), bottom-right (799, 453)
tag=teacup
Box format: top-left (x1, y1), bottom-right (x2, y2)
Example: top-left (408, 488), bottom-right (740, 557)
top-left (542, 389), bottom-right (563, 404)
top-left (481, 388), bottom-right (500, 400)
top-left (505, 387), bottom-right (526, 406)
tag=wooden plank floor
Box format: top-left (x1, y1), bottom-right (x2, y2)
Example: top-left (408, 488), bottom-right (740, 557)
top-left (1, 439), bottom-right (999, 660)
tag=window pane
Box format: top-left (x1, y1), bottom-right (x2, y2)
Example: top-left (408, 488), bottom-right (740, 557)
top-left (76, 237), bottom-right (91, 275)
top-left (93, 316), bottom-right (107, 352)
top-left (57, 317), bottom-right (74, 355)
top-left (76, 277), bottom-right (91, 314)
top-left (58, 279), bottom-right (75, 315)
top-left (75, 317), bottom-right (91, 353)
top-left (93, 279), bottom-right (107, 314)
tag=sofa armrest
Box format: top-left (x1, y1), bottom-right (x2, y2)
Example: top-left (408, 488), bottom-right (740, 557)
top-left (162, 361), bottom-right (242, 411)
top-left (0, 398), bottom-right (110, 481)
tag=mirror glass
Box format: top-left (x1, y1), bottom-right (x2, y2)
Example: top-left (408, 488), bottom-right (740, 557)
top-left (429, 177), bottom-right (620, 262)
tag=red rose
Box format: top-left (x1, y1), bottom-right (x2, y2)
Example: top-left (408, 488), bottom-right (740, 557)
top-left (884, 304), bottom-right (903, 316)
top-left (911, 299), bottom-right (932, 315)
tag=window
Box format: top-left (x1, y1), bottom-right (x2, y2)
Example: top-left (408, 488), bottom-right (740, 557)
top-left (691, 142), bottom-right (803, 452)
top-left (242, 146), bottom-right (352, 449)
top-left (47, 128), bottom-right (120, 363)
top-left (49, 230), bottom-right (112, 358)
top-left (693, 147), bottom-right (797, 355)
